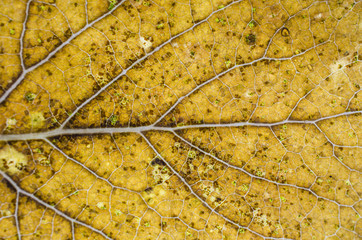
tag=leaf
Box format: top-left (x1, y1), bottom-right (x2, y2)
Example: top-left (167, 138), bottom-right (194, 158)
top-left (0, 0), bottom-right (361, 239)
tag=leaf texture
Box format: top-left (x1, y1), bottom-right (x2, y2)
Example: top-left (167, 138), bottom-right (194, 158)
top-left (0, 0), bottom-right (361, 239)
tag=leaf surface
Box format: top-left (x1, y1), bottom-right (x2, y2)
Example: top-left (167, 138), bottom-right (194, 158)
top-left (0, 0), bottom-right (361, 239)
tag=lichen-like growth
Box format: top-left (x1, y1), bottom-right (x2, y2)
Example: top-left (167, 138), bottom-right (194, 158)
top-left (108, 0), bottom-right (117, 10)
top-left (0, 145), bottom-right (28, 175)
top-left (139, 36), bottom-right (152, 52)
top-left (30, 112), bottom-right (45, 129)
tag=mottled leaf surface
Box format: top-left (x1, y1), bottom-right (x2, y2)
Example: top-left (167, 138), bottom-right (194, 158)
top-left (0, 0), bottom-right (361, 239)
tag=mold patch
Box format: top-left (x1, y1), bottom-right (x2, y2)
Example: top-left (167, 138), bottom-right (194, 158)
top-left (139, 36), bottom-right (152, 52)
top-left (0, 145), bottom-right (28, 175)
top-left (30, 112), bottom-right (45, 129)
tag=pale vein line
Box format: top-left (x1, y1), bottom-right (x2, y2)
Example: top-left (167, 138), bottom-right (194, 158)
top-left (19, 0), bottom-right (32, 72)
top-left (168, 111), bottom-right (362, 130)
top-left (0, 1), bottom-right (359, 239)
top-left (59, 0), bottom-right (247, 128)
top-left (0, 0), bottom-right (128, 103)
top-left (151, 39), bottom-right (330, 127)
top-left (170, 129), bottom-right (357, 207)
top-left (140, 132), bottom-right (293, 240)
top-left (0, 171), bottom-right (113, 240)
top-left (43, 138), bottom-right (137, 195)
top-left (15, 191), bottom-right (21, 240)
top-left (43, 138), bottom-right (213, 235)
top-left (71, 222), bottom-right (75, 240)
top-left (0, 111), bottom-right (360, 142)
top-left (62, 1), bottom-right (331, 130)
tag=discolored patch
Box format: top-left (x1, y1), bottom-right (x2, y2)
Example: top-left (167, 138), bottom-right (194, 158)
top-left (281, 27), bottom-right (290, 37)
top-left (0, 145), bottom-right (27, 175)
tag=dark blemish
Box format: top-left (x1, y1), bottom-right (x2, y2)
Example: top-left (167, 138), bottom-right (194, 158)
top-left (281, 27), bottom-right (290, 37)
top-left (2, 179), bottom-right (15, 192)
top-left (245, 34), bottom-right (256, 45)
top-left (151, 157), bottom-right (166, 166)
top-left (64, 28), bottom-right (72, 38)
